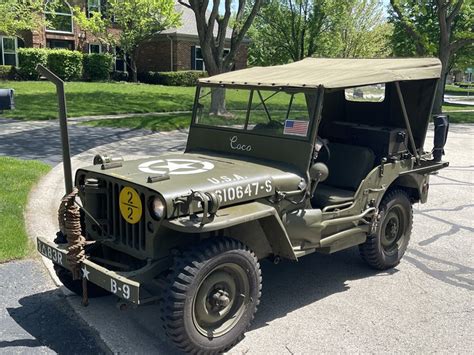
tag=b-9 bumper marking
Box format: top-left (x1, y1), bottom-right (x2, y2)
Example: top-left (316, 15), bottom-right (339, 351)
top-left (37, 237), bottom-right (140, 304)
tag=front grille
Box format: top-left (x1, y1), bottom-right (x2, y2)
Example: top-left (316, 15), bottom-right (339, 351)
top-left (105, 181), bottom-right (147, 251)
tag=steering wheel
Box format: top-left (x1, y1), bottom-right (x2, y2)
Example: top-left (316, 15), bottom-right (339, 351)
top-left (315, 136), bottom-right (331, 162)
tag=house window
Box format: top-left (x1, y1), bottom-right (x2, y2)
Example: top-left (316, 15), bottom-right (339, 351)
top-left (47, 39), bottom-right (74, 50)
top-left (114, 47), bottom-right (126, 72)
top-left (89, 43), bottom-right (102, 54)
top-left (87, 0), bottom-right (101, 17)
top-left (192, 46), bottom-right (230, 71)
top-left (193, 46), bottom-right (205, 71)
top-left (45, 0), bottom-right (73, 34)
top-left (0, 36), bottom-right (18, 66)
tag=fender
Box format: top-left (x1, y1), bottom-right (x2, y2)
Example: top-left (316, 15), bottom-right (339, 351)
top-left (163, 201), bottom-right (297, 260)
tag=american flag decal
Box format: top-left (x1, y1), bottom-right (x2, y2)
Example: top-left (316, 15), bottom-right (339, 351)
top-left (283, 119), bottom-right (309, 136)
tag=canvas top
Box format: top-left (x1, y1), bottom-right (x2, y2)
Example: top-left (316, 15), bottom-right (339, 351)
top-left (199, 58), bottom-right (442, 89)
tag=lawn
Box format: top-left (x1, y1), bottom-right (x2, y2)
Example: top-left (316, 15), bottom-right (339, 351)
top-left (84, 113), bottom-right (193, 131)
top-left (446, 111), bottom-right (473, 123)
top-left (0, 157), bottom-right (51, 262)
top-left (0, 81), bottom-right (196, 120)
top-left (1, 80), bottom-right (472, 126)
top-left (445, 84), bottom-right (473, 96)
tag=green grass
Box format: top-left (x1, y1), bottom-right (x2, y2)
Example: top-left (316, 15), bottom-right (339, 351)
top-left (446, 111), bottom-right (474, 123)
top-left (0, 157), bottom-right (51, 262)
top-left (442, 103), bottom-right (474, 111)
top-left (2, 80), bottom-right (472, 125)
top-left (445, 84), bottom-right (474, 96)
top-left (0, 81), bottom-right (197, 120)
top-left (83, 113), bottom-right (193, 131)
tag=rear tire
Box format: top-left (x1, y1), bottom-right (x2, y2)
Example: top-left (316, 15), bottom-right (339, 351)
top-left (54, 264), bottom-right (110, 298)
top-left (161, 237), bottom-right (262, 354)
top-left (359, 189), bottom-right (412, 270)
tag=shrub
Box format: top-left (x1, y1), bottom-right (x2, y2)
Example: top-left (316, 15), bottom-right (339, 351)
top-left (83, 53), bottom-right (113, 81)
top-left (111, 71), bottom-right (129, 82)
top-left (17, 48), bottom-right (48, 80)
top-left (47, 49), bottom-right (83, 81)
top-left (0, 65), bottom-right (16, 80)
top-left (139, 70), bottom-right (207, 86)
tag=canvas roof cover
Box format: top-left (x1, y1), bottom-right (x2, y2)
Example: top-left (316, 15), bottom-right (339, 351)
top-left (199, 58), bottom-right (442, 89)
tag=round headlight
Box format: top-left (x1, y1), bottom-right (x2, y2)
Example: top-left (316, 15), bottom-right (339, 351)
top-left (150, 196), bottom-right (166, 220)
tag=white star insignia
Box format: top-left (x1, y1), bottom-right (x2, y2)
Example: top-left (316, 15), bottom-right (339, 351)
top-left (156, 161), bottom-right (197, 172)
top-left (81, 265), bottom-right (90, 280)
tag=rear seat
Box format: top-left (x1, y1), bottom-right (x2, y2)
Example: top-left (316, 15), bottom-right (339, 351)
top-left (312, 143), bottom-right (375, 208)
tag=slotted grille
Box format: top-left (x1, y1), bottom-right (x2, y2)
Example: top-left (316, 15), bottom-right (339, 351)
top-left (106, 181), bottom-right (147, 251)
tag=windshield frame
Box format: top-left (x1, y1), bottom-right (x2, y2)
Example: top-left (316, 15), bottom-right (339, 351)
top-left (191, 84), bottom-right (321, 143)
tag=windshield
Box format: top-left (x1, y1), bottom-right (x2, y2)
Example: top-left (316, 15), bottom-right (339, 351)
top-left (194, 87), bottom-right (313, 139)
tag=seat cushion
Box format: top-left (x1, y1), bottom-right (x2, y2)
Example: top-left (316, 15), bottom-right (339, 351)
top-left (312, 184), bottom-right (355, 209)
top-left (317, 143), bottom-right (375, 191)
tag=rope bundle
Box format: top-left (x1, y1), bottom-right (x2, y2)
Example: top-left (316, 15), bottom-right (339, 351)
top-left (58, 187), bottom-right (86, 280)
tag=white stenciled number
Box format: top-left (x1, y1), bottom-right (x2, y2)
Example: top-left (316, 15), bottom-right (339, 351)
top-left (228, 187), bottom-right (236, 200)
top-left (123, 284), bottom-right (130, 299)
top-left (111, 279), bottom-right (117, 293)
top-left (236, 185), bottom-right (244, 199)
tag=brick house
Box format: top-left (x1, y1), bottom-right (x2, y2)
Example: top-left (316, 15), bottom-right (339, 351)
top-left (135, 3), bottom-right (249, 73)
top-left (0, 1), bottom-right (249, 75)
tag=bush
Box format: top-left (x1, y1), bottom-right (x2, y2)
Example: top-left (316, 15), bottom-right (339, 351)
top-left (47, 49), bottom-right (83, 81)
top-left (138, 70), bottom-right (207, 86)
top-left (17, 48), bottom-right (48, 80)
top-left (111, 71), bottom-right (129, 82)
top-left (0, 65), bottom-right (16, 80)
top-left (83, 53), bottom-right (113, 81)
top-left (455, 82), bottom-right (474, 88)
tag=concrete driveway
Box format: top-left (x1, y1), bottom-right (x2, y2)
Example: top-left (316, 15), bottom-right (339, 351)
top-left (11, 120), bottom-right (474, 353)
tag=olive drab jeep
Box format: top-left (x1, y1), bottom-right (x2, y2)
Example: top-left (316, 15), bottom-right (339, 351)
top-left (37, 58), bottom-right (450, 354)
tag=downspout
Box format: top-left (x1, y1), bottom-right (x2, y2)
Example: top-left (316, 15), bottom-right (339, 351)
top-left (166, 35), bottom-right (173, 71)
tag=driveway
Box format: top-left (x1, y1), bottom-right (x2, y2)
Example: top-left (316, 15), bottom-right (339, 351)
top-left (2, 119), bottom-right (473, 353)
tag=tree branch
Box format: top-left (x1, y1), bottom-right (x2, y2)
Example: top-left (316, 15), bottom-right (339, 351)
top-left (390, 0), bottom-right (428, 55)
top-left (447, 0), bottom-right (464, 26)
top-left (177, 0), bottom-right (191, 9)
top-left (450, 37), bottom-right (474, 52)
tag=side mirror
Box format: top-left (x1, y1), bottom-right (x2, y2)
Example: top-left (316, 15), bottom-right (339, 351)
top-left (310, 162), bottom-right (329, 182)
top-left (432, 114), bottom-right (449, 162)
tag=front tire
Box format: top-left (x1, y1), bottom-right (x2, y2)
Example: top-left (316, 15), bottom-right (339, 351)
top-left (161, 238), bottom-right (262, 354)
top-left (359, 189), bottom-right (413, 270)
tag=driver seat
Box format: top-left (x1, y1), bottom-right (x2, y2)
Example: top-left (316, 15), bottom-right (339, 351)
top-left (312, 143), bottom-right (375, 209)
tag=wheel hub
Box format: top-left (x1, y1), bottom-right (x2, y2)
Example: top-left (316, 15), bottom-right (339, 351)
top-left (192, 263), bottom-right (250, 338)
top-left (209, 288), bottom-right (231, 311)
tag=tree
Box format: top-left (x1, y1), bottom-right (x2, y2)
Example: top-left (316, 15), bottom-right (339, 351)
top-left (248, 0), bottom-right (341, 65)
top-left (0, 0), bottom-right (45, 37)
top-left (248, 0), bottom-right (392, 66)
top-left (389, 0), bottom-right (474, 114)
top-left (178, 0), bottom-right (263, 115)
top-left (75, 0), bottom-right (181, 82)
top-left (337, 0), bottom-right (393, 58)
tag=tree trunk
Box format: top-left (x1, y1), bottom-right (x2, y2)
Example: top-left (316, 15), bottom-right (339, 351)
top-left (210, 87), bottom-right (227, 116)
top-left (433, 66), bottom-right (448, 115)
top-left (130, 56), bottom-right (138, 83)
top-left (433, 43), bottom-right (450, 114)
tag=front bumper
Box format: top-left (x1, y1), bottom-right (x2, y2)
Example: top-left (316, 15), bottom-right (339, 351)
top-left (37, 237), bottom-right (141, 304)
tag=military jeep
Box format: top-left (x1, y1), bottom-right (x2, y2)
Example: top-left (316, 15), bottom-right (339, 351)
top-left (37, 58), bottom-right (449, 354)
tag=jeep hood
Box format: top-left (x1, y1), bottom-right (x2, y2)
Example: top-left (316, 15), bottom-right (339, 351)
top-left (76, 152), bottom-right (303, 216)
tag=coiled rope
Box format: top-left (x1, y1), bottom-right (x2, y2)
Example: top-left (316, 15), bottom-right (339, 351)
top-left (58, 187), bottom-right (88, 306)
